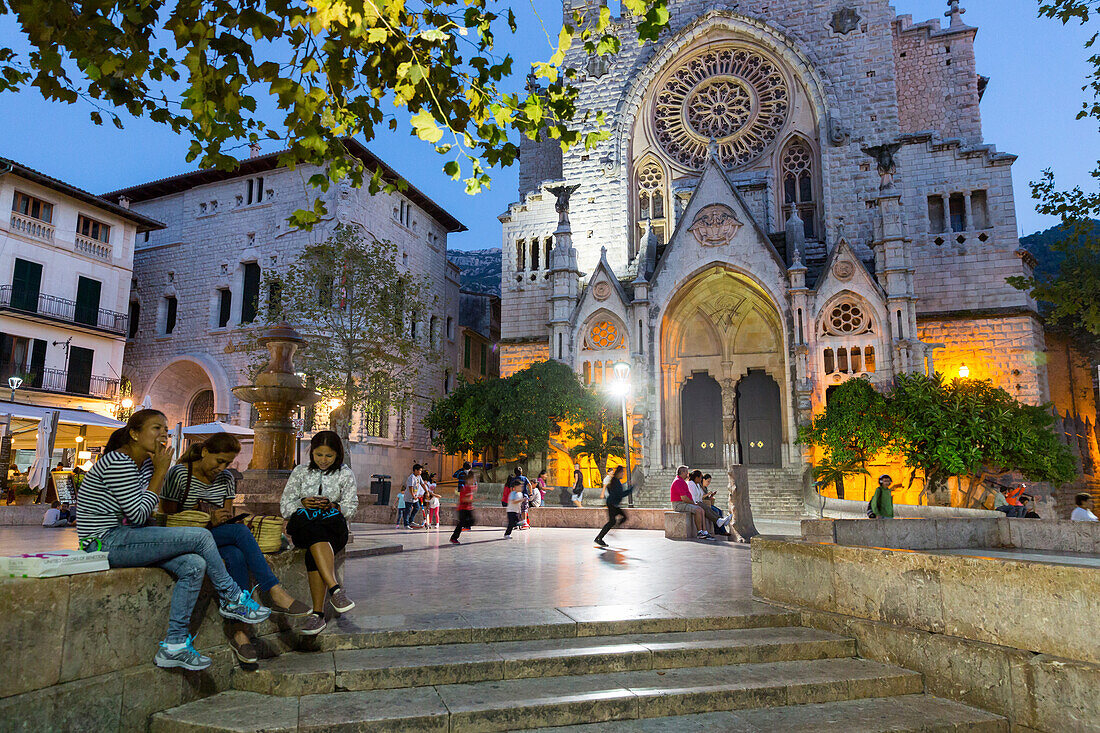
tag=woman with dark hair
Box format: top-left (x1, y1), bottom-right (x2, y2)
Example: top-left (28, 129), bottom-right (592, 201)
top-left (594, 465), bottom-right (632, 548)
top-left (76, 409), bottom-right (271, 672)
top-left (163, 433), bottom-right (310, 664)
top-left (280, 430), bottom-right (358, 636)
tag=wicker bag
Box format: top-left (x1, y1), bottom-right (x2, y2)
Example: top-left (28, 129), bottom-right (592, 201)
top-left (166, 509), bottom-right (212, 528)
top-left (245, 515), bottom-right (285, 553)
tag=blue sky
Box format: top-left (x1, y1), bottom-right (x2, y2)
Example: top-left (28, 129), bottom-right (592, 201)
top-left (0, 0), bottom-right (1095, 251)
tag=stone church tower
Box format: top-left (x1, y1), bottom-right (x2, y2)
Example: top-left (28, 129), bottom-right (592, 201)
top-left (499, 1), bottom-right (1045, 512)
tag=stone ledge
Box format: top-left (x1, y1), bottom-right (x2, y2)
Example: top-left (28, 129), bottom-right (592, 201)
top-left (354, 504), bottom-right (670, 530)
top-left (802, 517), bottom-right (1100, 553)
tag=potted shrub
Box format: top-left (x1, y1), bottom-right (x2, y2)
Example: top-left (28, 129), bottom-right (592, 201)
top-left (12, 481), bottom-right (37, 505)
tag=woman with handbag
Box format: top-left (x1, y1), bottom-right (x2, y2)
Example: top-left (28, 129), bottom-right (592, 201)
top-left (76, 409), bottom-right (271, 672)
top-left (163, 432), bottom-right (311, 664)
top-left (280, 431), bottom-right (359, 636)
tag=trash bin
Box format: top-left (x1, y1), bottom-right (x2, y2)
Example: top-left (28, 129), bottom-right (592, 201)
top-left (370, 474), bottom-right (392, 507)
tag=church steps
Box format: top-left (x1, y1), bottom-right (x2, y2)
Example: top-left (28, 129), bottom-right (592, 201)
top-left (149, 604), bottom-right (1005, 732)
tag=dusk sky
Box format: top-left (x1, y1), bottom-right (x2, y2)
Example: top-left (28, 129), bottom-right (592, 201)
top-left (1, 0), bottom-right (1096, 251)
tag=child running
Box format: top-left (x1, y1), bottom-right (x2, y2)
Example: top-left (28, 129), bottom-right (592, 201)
top-left (504, 483), bottom-right (524, 538)
top-left (427, 481), bottom-right (441, 529)
top-left (449, 472), bottom-right (477, 544)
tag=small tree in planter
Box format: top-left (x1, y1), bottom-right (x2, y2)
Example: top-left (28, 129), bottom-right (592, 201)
top-left (568, 397), bottom-right (625, 488)
top-left (798, 377), bottom-right (894, 501)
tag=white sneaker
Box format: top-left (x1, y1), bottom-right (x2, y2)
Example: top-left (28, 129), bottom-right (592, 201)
top-left (717, 515), bottom-right (732, 528)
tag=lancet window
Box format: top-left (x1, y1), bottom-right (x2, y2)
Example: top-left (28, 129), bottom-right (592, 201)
top-left (780, 138), bottom-right (817, 239)
top-left (635, 158), bottom-right (668, 257)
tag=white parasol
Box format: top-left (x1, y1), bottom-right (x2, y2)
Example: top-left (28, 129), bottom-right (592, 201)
top-left (27, 416), bottom-right (55, 493)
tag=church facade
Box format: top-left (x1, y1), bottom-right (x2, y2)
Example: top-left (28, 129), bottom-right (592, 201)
top-left (499, 1), bottom-right (1057, 508)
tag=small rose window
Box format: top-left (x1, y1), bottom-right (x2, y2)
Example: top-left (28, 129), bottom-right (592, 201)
top-left (590, 321), bottom-right (620, 349)
top-left (829, 302), bottom-right (865, 334)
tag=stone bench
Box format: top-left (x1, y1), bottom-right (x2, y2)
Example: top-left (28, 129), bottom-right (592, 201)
top-left (0, 548), bottom-right (324, 731)
top-left (664, 510), bottom-right (695, 539)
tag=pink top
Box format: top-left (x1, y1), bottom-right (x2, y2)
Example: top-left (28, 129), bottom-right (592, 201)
top-left (670, 477), bottom-right (693, 503)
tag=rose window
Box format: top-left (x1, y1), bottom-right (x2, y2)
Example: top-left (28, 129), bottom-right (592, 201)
top-left (589, 321), bottom-right (620, 349)
top-left (652, 45), bottom-right (790, 170)
top-left (827, 302), bottom-right (869, 335)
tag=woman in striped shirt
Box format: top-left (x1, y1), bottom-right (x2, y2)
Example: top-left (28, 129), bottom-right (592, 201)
top-left (163, 433), bottom-right (310, 664)
top-left (77, 409), bottom-right (271, 672)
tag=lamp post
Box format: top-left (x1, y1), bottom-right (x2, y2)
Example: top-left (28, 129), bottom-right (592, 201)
top-left (7, 376), bottom-right (22, 403)
top-left (611, 361), bottom-right (634, 507)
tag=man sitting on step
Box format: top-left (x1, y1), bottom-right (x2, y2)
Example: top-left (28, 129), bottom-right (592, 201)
top-left (670, 466), bottom-right (714, 540)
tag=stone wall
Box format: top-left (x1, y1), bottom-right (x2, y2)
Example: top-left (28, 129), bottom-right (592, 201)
top-left (893, 15), bottom-right (983, 144)
top-left (499, 341), bottom-right (549, 378)
top-left (917, 313), bottom-right (1048, 405)
top-left (751, 537), bottom-right (1100, 731)
top-left (0, 552), bottom-right (311, 731)
top-left (802, 517), bottom-right (1100, 553)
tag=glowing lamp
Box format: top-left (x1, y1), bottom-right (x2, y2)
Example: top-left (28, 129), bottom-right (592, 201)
top-left (74, 435), bottom-right (84, 443)
top-left (613, 361), bottom-right (631, 382)
top-left (328, 398), bottom-right (343, 410)
top-left (958, 365), bottom-right (970, 379)
top-left (121, 397), bottom-right (134, 409)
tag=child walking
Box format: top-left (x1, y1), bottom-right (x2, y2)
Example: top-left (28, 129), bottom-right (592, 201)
top-left (449, 472), bottom-right (477, 544)
top-left (504, 483), bottom-right (524, 538)
top-left (427, 483), bottom-right (441, 529)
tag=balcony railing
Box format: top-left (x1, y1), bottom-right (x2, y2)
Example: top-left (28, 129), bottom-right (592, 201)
top-left (0, 362), bottom-right (119, 399)
top-left (9, 212), bottom-right (54, 242)
top-left (0, 285), bottom-right (129, 336)
top-left (75, 234), bottom-right (112, 262)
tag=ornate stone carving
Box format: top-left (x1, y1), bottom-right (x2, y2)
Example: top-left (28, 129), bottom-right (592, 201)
top-left (547, 184), bottom-right (580, 214)
top-left (833, 259), bottom-right (855, 281)
top-left (593, 280), bottom-right (613, 301)
top-left (823, 300), bottom-right (871, 336)
top-left (652, 45), bottom-right (790, 170)
top-left (830, 7), bottom-right (861, 35)
top-left (688, 204), bottom-right (742, 247)
top-left (586, 53), bottom-right (610, 80)
top-left (827, 115), bottom-right (850, 146)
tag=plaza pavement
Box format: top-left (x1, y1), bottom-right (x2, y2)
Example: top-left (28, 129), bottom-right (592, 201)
top-left (0, 520), bottom-right (800, 615)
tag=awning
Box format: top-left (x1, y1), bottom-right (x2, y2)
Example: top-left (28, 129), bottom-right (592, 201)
top-left (181, 421), bottom-right (254, 440)
top-left (0, 400), bottom-right (124, 450)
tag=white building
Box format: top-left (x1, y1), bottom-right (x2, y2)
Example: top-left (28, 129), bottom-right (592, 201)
top-left (0, 157), bottom-right (163, 416)
top-left (105, 140), bottom-right (465, 487)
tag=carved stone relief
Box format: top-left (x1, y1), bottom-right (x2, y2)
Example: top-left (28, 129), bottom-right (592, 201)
top-left (689, 204), bottom-right (743, 247)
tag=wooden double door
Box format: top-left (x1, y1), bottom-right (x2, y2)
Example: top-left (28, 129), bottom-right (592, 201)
top-left (680, 369), bottom-right (781, 467)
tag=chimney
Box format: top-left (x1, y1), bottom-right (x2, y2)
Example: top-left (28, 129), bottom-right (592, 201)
top-left (249, 143), bottom-right (262, 159)
top-left (117, 196), bottom-right (131, 209)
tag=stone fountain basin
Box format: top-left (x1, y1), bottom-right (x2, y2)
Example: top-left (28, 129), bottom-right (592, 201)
top-left (232, 384), bottom-right (320, 405)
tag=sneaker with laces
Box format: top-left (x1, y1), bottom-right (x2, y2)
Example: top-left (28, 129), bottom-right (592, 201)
top-left (300, 614), bottom-right (327, 636)
top-left (154, 636), bottom-right (211, 671)
top-left (328, 586), bottom-right (355, 614)
top-left (219, 588), bottom-right (272, 624)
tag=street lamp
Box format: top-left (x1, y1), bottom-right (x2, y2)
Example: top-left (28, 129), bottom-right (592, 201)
top-left (958, 364), bottom-right (970, 379)
top-left (611, 361), bottom-right (634, 507)
top-left (7, 376), bottom-right (22, 402)
top-left (121, 397), bottom-right (134, 410)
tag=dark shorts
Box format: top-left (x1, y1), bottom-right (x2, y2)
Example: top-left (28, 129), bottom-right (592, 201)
top-left (286, 511), bottom-right (349, 570)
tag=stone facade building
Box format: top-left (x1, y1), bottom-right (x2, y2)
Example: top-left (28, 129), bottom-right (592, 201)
top-left (0, 157), bottom-right (162, 417)
top-left (457, 290), bottom-right (501, 385)
top-left (499, 1), bottom-right (1099, 510)
top-left (106, 141), bottom-right (465, 487)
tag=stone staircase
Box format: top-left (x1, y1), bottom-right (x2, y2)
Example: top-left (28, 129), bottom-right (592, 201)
top-left (637, 466), bottom-right (809, 519)
top-left (150, 602), bottom-right (1004, 732)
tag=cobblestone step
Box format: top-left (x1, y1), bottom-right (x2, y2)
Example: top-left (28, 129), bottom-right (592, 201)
top-left (534, 694), bottom-right (1008, 732)
top-left (231, 627), bottom-right (856, 696)
top-left (150, 658), bottom-right (924, 732)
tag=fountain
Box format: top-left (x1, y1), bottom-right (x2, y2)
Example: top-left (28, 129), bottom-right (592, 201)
top-left (232, 323), bottom-right (320, 514)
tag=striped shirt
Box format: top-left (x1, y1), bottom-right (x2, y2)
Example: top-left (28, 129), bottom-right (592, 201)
top-left (76, 451), bottom-right (157, 541)
top-left (163, 464), bottom-right (236, 510)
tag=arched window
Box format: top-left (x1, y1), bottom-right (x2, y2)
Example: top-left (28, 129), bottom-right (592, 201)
top-left (781, 138), bottom-right (817, 239)
top-left (635, 158), bottom-right (667, 257)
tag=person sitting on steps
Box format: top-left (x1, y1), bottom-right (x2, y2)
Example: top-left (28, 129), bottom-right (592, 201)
top-left (280, 431), bottom-right (359, 636)
top-left (163, 432), bottom-right (310, 664)
top-left (77, 409), bottom-right (271, 672)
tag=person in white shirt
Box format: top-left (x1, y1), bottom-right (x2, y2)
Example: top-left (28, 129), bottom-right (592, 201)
top-left (504, 486), bottom-right (524, 537)
top-left (42, 501), bottom-right (68, 527)
top-left (1070, 493), bottom-right (1098, 522)
top-left (402, 464), bottom-right (424, 528)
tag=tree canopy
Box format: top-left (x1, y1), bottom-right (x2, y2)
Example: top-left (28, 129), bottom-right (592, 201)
top-left (424, 359), bottom-right (601, 465)
top-left (799, 373), bottom-right (1076, 508)
top-left (0, 0), bottom-right (669, 226)
top-left (260, 223), bottom-right (436, 439)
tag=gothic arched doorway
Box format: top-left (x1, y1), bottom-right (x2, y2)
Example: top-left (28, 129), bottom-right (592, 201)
top-left (681, 373), bottom-right (722, 467)
top-left (737, 369), bottom-right (781, 466)
top-left (660, 265), bottom-right (787, 467)
top-left (188, 389), bottom-right (215, 426)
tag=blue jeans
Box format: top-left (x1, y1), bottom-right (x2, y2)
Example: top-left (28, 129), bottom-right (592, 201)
top-left (99, 525), bottom-right (242, 644)
top-left (210, 522), bottom-right (280, 595)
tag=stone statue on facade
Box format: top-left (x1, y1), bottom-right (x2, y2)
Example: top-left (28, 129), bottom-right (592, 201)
top-left (861, 143), bottom-right (903, 190)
